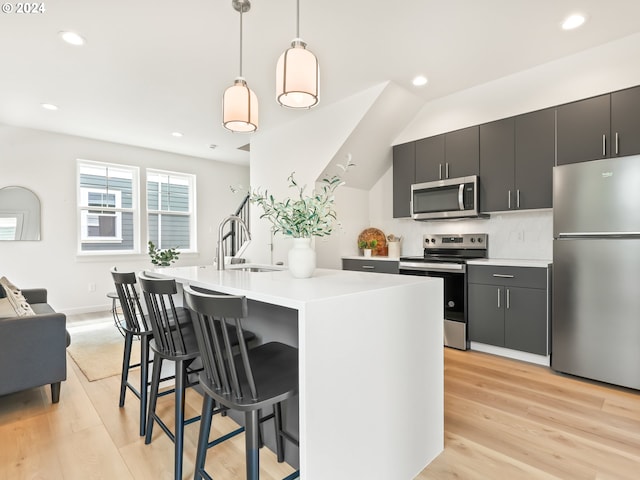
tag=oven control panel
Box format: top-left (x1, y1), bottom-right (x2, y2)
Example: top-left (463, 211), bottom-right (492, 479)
top-left (423, 233), bottom-right (488, 249)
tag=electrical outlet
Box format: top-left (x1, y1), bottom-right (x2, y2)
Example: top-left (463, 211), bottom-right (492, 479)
top-left (88, 283), bottom-right (96, 292)
top-left (517, 231), bottom-right (525, 242)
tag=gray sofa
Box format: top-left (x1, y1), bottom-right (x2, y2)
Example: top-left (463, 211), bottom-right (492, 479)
top-left (0, 288), bottom-right (70, 403)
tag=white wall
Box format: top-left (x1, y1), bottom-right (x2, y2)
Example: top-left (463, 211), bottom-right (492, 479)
top-left (0, 125), bottom-right (249, 313)
top-left (247, 84), bottom-right (385, 266)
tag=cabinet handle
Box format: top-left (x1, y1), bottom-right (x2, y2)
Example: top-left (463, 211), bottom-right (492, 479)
top-left (362, 265), bottom-right (375, 269)
top-left (508, 190), bottom-right (512, 209)
top-left (446, 162), bottom-right (450, 179)
top-left (492, 274), bottom-right (514, 278)
top-left (615, 132), bottom-right (619, 155)
top-left (497, 288), bottom-right (500, 308)
top-left (439, 163), bottom-right (442, 180)
top-left (516, 189), bottom-right (521, 209)
top-left (506, 288), bottom-right (510, 309)
top-left (602, 134), bottom-right (606, 156)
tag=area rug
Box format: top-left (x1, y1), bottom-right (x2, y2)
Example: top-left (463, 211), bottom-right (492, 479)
top-left (67, 320), bottom-right (140, 382)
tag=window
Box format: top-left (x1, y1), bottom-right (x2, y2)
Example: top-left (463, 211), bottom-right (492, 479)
top-left (78, 161), bottom-right (138, 253)
top-left (147, 170), bottom-right (195, 251)
top-left (0, 215), bottom-right (20, 240)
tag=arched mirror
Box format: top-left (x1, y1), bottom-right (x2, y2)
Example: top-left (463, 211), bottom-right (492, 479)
top-left (0, 186), bottom-right (41, 241)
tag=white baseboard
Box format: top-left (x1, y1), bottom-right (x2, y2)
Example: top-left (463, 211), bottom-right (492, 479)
top-left (61, 303), bottom-right (112, 316)
top-left (470, 342), bottom-right (550, 367)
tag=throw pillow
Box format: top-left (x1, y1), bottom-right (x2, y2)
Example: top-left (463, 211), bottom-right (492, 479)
top-left (0, 277), bottom-right (35, 317)
top-left (0, 297), bottom-right (16, 318)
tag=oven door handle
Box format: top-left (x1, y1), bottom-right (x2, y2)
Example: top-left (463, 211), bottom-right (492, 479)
top-left (458, 184), bottom-right (465, 210)
top-left (400, 262), bottom-right (465, 272)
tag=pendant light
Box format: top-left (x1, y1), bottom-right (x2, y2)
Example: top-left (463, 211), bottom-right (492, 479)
top-left (223, 0), bottom-right (258, 132)
top-left (276, 0), bottom-right (319, 109)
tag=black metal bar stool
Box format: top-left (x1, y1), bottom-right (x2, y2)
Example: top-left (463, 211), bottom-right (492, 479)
top-left (137, 272), bottom-right (203, 480)
top-left (184, 286), bottom-right (300, 480)
top-left (111, 268), bottom-right (158, 436)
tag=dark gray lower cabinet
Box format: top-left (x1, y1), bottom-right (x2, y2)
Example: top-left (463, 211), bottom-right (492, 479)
top-left (342, 258), bottom-right (399, 274)
top-left (468, 265), bottom-right (549, 355)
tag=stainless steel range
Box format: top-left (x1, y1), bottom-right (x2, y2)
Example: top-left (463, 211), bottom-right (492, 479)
top-left (399, 233), bottom-right (488, 350)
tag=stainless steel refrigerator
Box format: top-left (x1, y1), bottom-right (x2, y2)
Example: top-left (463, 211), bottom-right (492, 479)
top-left (553, 154), bottom-right (640, 390)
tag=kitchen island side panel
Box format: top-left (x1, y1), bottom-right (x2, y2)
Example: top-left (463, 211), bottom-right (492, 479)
top-left (299, 278), bottom-right (444, 480)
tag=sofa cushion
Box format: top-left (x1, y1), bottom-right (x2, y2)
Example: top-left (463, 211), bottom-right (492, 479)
top-left (30, 302), bottom-right (55, 315)
top-left (0, 279), bottom-right (35, 317)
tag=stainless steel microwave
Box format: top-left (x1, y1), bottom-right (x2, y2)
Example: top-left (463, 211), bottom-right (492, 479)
top-left (411, 175), bottom-right (480, 220)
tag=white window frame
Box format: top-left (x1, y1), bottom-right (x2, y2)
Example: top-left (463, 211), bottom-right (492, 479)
top-left (77, 160), bottom-right (140, 255)
top-left (80, 188), bottom-right (122, 243)
top-left (146, 169), bottom-right (196, 252)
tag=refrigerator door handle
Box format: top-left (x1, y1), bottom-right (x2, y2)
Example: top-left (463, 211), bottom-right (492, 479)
top-left (557, 232), bottom-right (640, 239)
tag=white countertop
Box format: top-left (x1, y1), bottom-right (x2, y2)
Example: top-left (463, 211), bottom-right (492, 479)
top-left (153, 264), bottom-right (431, 309)
top-left (341, 255), bottom-right (399, 262)
top-left (467, 258), bottom-right (552, 268)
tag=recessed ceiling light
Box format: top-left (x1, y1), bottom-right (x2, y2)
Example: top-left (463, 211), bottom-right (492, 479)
top-left (171, 132), bottom-right (184, 137)
top-left (412, 75), bottom-right (428, 87)
top-left (562, 14), bottom-right (586, 30)
top-left (41, 103), bottom-right (59, 111)
top-left (59, 31), bottom-right (86, 46)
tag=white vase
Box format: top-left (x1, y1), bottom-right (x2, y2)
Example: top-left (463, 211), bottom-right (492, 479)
top-left (363, 249), bottom-right (372, 257)
top-left (288, 237), bottom-right (316, 279)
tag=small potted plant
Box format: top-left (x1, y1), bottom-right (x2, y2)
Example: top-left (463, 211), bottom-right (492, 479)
top-left (358, 239), bottom-right (378, 257)
top-left (148, 241), bottom-right (180, 267)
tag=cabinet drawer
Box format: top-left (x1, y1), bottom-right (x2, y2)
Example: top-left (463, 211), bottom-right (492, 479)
top-left (342, 258), bottom-right (399, 274)
top-left (468, 265), bottom-right (547, 288)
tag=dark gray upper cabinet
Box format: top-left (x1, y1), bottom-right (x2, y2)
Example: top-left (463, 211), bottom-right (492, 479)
top-left (611, 85), bottom-right (640, 157)
top-left (415, 134), bottom-right (445, 183)
top-left (445, 126), bottom-right (480, 178)
top-left (392, 142), bottom-right (415, 218)
top-left (556, 94), bottom-right (611, 165)
top-left (514, 108), bottom-right (555, 209)
top-left (480, 117), bottom-right (515, 212)
top-left (415, 128), bottom-right (478, 183)
top-left (479, 109), bottom-right (554, 213)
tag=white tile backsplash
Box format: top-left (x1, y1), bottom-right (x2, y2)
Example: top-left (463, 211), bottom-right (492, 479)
top-left (373, 210), bottom-right (552, 259)
top-left (367, 169), bottom-right (553, 260)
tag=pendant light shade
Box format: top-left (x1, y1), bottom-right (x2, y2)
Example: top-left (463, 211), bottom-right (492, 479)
top-left (223, 77), bottom-right (258, 132)
top-left (222, 0), bottom-right (258, 133)
top-left (276, 1), bottom-right (319, 109)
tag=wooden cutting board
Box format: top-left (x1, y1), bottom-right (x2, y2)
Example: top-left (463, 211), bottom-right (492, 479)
top-left (357, 228), bottom-right (387, 256)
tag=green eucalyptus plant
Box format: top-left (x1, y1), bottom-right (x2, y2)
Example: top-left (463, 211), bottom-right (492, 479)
top-left (148, 241), bottom-right (180, 267)
top-left (250, 156), bottom-right (355, 238)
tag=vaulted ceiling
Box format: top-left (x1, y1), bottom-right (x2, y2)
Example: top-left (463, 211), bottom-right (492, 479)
top-left (1, 0), bottom-right (640, 165)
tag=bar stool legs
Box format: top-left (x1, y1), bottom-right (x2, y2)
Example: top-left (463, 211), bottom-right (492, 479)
top-left (145, 356), bottom-right (198, 480)
top-left (118, 330), bottom-right (151, 437)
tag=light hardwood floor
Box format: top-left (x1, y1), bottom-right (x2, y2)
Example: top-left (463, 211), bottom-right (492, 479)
top-left (1, 315), bottom-right (639, 479)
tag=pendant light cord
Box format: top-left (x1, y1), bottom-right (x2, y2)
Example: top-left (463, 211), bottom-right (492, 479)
top-left (296, 0), bottom-right (300, 38)
top-left (239, 7), bottom-right (243, 77)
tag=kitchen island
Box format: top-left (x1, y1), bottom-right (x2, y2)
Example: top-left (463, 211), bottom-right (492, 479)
top-left (152, 265), bottom-right (444, 480)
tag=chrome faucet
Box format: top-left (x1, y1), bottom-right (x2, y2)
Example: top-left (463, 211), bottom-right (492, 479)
top-left (216, 215), bottom-right (251, 270)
